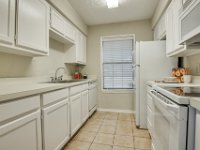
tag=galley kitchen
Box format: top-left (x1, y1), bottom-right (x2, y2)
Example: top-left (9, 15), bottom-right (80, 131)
top-left (0, 0), bottom-right (200, 150)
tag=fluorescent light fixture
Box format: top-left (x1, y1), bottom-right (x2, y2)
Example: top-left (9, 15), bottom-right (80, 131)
top-left (106, 0), bottom-right (119, 8)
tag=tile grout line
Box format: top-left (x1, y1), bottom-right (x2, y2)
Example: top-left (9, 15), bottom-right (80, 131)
top-left (65, 111), bottom-right (151, 150)
top-left (88, 112), bottom-right (107, 150)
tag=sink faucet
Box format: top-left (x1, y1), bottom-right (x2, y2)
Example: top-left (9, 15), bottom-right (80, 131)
top-left (51, 67), bottom-right (65, 82)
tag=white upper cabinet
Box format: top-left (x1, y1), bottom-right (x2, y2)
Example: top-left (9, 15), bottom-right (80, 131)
top-left (65, 29), bottom-right (87, 65)
top-left (173, 0), bottom-right (185, 51)
top-left (82, 34), bottom-right (87, 64)
top-left (76, 30), bottom-right (82, 63)
top-left (64, 21), bottom-right (75, 42)
top-left (166, 2), bottom-right (175, 54)
top-left (50, 9), bottom-right (65, 35)
top-left (154, 12), bottom-right (166, 40)
top-left (165, 0), bottom-right (194, 56)
top-left (0, 0), bottom-right (15, 45)
top-left (76, 30), bottom-right (87, 64)
top-left (50, 8), bottom-right (75, 45)
top-left (0, 0), bottom-right (49, 56)
top-left (16, 0), bottom-right (49, 53)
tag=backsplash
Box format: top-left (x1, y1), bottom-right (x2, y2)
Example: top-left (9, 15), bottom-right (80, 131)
top-left (0, 39), bottom-right (75, 78)
top-left (187, 54), bottom-right (200, 75)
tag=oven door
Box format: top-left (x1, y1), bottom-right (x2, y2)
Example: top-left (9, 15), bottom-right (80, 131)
top-left (150, 91), bottom-right (188, 150)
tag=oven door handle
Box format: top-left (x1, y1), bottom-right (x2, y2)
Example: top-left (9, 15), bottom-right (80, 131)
top-left (148, 90), bottom-right (155, 97)
top-left (166, 104), bottom-right (179, 114)
top-left (151, 91), bottom-right (179, 114)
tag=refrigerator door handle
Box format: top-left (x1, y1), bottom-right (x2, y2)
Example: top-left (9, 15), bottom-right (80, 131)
top-left (132, 64), bottom-right (140, 68)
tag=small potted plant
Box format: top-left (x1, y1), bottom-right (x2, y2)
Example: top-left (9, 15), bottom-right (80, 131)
top-left (184, 68), bottom-right (192, 83)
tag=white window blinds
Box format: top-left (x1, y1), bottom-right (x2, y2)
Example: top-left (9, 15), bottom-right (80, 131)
top-left (102, 36), bottom-right (134, 89)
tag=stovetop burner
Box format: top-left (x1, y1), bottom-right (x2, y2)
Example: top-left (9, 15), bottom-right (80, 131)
top-left (165, 87), bottom-right (200, 97)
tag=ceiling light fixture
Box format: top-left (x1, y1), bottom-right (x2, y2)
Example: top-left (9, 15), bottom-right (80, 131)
top-left (106, 0), bottom-right (119, 8)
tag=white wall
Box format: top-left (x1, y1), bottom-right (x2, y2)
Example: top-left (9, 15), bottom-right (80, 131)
top-left (82, 20), bottom-right (154, 112)
top-left (0, 39), bottom-right (74, 77)
top-left (187, 54), bottom-right (200, 76)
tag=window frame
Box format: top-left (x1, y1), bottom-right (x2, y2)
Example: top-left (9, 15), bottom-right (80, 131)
top-left (100, 34), bottom-right (135, 93)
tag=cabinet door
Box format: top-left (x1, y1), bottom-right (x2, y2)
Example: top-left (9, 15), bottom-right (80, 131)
top-left (64, 21), bottom-right (75, 42)
top-left (76, 30), bottom-right (83, 63)
top-left (82, 90), bottom-right (89, 123)
top-left (42, 99), bottom-right (70, 150)
top-left (154, 13), bottom-right (166, 40)
top-left (173, 0), bottom-right (185, 50)
top-left (0, 0), bottom-right (15, 45)
top-left (51, 8), bottom-right (65, 35)
top-left (166, 2), bottom-right (174, 54)
top-left (75, 31), bottom-right (87, 64)
top-left (0, 110), bottom-right (42, 150)
top-left (16, 0), bottom-right (49, 53)
top-left (70, 93), bottom-right (82, 136)
top-left (82, 34), bottom-right (87, 64)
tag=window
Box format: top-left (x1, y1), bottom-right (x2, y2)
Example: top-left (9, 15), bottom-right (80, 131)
top-left (101, 35), bottom-right (134, 90)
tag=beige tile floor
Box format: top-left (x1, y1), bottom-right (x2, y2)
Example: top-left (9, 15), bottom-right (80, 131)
top-left (64, 111), bottom-right (151, 150)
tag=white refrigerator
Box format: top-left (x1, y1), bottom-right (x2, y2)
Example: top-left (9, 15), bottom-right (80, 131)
top-left (134, 41), bottom-right (177, 128)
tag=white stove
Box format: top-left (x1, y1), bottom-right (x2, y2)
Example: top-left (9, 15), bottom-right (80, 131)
top-left (153, 85), bottom-right (200, 104)
top-left (148, 85), bottom-right (197, 150)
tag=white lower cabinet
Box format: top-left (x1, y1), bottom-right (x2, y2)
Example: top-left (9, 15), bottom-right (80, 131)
top-left (81, 90), bottom-right (89, 123)
top-left (70, 93), bottom-right (82, 136)
top-left (0, 83), bottom-right (91, 149)
top-left (195, 110), bottom-right (200, 150)
top-left (42, 99), bottom-right (70, 150)
top-left (0, 110), bottom-right (42, 150)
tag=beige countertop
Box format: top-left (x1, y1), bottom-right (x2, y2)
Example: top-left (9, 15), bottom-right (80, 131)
top-left (0, 78), bottom-right (97, 103)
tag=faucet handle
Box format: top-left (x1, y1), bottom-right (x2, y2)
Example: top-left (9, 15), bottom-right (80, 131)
top-left (50, 77), bottom-right (56, 82)
top-left (57, 75), bottom-right (63, 81)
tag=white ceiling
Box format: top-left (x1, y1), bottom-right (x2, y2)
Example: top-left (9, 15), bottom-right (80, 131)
top-left (68, 0), bottom-right (160, 25)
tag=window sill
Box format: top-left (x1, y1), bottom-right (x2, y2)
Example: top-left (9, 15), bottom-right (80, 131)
top-left (102, 89), bottom-right (135, 94)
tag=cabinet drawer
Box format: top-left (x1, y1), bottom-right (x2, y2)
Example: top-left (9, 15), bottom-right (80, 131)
top-left (42, 88), bottom-right (69, 106)
top-left (70, 84), bottom-right (88, 96)
top-left (0, 95), bottom-right (40, 123)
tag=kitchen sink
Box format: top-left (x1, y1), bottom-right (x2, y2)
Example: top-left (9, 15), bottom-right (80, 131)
top-left (45, 79), bottom-right (87, 83)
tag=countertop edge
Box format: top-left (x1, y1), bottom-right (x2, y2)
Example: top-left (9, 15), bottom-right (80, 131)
top-left (0, 79), bottom-right (97, 103)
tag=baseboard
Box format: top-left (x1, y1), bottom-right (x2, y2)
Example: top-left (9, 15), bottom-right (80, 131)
top-left (89, 106), bottom-right (97, 116)
top-left (97, 108), bottom-right (135, 114)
